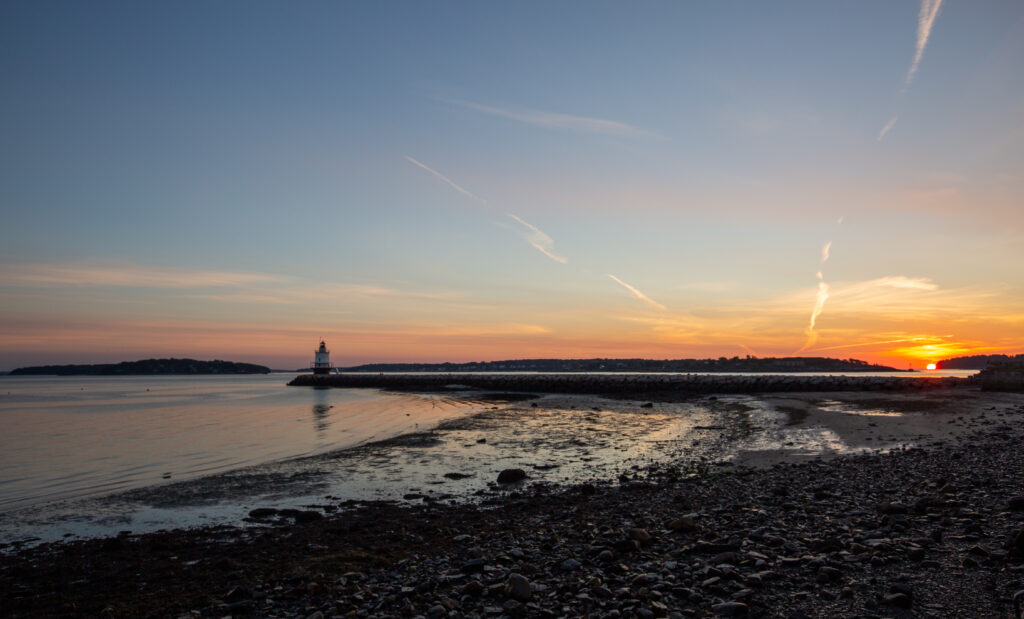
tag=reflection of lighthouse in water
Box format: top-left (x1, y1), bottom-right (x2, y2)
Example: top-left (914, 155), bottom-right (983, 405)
top-left (312, 339), bottom-right (333, 375)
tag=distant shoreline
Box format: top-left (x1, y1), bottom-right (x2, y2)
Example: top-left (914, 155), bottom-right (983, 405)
top-left (9, 358), bottom-right (270, 376)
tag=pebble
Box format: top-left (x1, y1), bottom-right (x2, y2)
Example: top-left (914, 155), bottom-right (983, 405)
top-left (666, 514), bottom-right (698, 531)
top-left (884, 592), bottom-right (913, 609)
top-left (460, 558), bottom-right (486, 573)
top-left (711, 601), bottom-right (748, 616)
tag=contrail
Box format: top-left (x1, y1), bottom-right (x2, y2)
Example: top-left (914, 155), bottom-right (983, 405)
top-left (807, 273), bottom-right (830, 340)
top-left (404, 156), bottom-right (486, 204)
top-left (906, 0), bottom-right (944, 87)
top-left (437, 97), bottom-right (659, 139)
top-left (607, 274), bottom-right (667, 310)
top-left (798, 240), bottom-right (833, 352)
top-left (877, 115), bottom-right (898, 142)
top-left (505, 213), bottom-right (568, 264)
top-left (405, 156), bottom-right (567, 264)
top-left (879, 0), bottom-right (943, 141)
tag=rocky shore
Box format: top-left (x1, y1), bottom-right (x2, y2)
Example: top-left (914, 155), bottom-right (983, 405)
top-left (289, 373), bottom-right (969, 396)
top-left (3, 397), bottom-right (1024, 618)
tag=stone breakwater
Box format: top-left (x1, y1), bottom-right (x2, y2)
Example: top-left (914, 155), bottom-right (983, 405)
top-left (288, 373), bottom-right (970, 395)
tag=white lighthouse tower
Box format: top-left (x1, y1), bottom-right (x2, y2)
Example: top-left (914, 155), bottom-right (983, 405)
top-left (312, 339), bottom-right (333, 375)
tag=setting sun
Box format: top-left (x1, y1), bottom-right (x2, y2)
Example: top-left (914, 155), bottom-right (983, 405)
top-left (926, 363), bottom-right (937, 370)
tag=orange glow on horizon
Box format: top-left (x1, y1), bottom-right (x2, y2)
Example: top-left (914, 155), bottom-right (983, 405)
top-left (1, 312), bottom-right (1020, 372)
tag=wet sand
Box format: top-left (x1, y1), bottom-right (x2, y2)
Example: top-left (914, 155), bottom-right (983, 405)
top-left (4, 386), bottom-right (1024, 617)
top-left (4, 387), bottom-right (1022, 547)
top-left (735, 388), bottom-right (1024, 466)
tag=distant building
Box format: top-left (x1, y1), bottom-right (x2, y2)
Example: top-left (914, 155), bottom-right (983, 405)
top-left (312, 340), bottom-right (333, 375)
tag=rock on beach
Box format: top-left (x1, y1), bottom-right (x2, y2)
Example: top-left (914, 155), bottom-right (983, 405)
top-left (4, 397), bottom-right (1024, 618)
top-left (496, 468), bottom-right (528, 484)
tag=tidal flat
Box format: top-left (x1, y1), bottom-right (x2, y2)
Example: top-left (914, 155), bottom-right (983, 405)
top-left (3, 387), bottom-right (1024, 617)
top-left (3, 388), bottom-right (1021, 544)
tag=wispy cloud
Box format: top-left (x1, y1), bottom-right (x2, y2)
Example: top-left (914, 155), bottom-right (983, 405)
top-left (810, 334), bottom-right (947, 352)
top-left (404, 156), bottom-right (486, 204)
top-left (675, 281), bottom-right (737, 293)
top-left (188, 283), bottom-right (487, 318)
top-left (870, 276), bottom-right (939, 291)
top-left (607, 274), bottom-right (667, 310)
top-left (505, 212), bottom-right (568, 264)
top-left (906, 0), bottom-right (944, 86)
top-left (404, 156), bottom-right (568, 264)
top-left (0, 263), bottom-right (289, 288)
top-left (797, 241), bottom-right (833, 352)
top-left (877, 115), bottom-right (899, 141)
top-left (784, 276), bottom-right (1006, 326)
top-left (879, 0), bottom-right (943, 141)
top-left (440, 98), bottom-right (659, 138)
top-left (803, 332), bottom-right (997, 363)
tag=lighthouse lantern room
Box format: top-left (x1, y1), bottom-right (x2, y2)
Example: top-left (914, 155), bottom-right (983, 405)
top-left (312, 340), bottom-right (332, 375)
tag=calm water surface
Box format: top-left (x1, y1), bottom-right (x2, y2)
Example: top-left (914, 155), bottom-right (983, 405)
top-left (0, 374), bottom-right (473, 511)
top-left (0, 369), bottom-right (977, 514)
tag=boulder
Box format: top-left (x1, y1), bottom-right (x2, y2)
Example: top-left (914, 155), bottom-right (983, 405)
top-left (497, 468), bottom-right (528, 484)
top-left (505, 573), bottom-right (531, 601)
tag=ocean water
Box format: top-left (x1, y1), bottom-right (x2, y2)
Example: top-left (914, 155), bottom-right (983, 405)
top-left (0, 369), bottom-right (977, 511)
top-left (0, 370), bottom-right (983, 544)
top-left (0, 374), bottom-right (475, 511)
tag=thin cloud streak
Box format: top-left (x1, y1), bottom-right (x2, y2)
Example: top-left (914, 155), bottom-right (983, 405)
top-left (879, 0), bottom-right (943, 140)
top-left (807, 279), bottom-right (830, 341)
top-left (870, 276), bottom-right (939, 291)
top-left (877, 115), bottom-right (898, 141)
top-left (505, 213), bottom-right (568, 264)
top-left (809, 336), bottom-right (944, 352)
top-left (607, 274), bottom-right (667, 310)
top-left (1, 263), bottom-right (289, 288)
top-left (440, 98), bottom-right (659, 138)
top-left (404, 155), bottom-right (568, 265)
top-left (798, 240), bottom-right (833, 352)
top-left (404, 156), bottom-right (487, 204)
top-left (906, 0), bottom-right (944, 86)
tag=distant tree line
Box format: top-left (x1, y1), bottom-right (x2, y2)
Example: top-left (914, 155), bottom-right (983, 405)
top-left (937, 354), bottom-right (1024, 370)
top-left (340, 356), bottom-right (898, 373)
top-left (10, 358), bottom-right (270, 376)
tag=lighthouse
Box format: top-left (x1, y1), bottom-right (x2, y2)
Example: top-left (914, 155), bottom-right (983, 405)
top-left (312, 340), bottom-right (332, 375)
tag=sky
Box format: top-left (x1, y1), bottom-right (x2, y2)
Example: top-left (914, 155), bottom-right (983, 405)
top-left (1, 1), bottom-right (1023, 370)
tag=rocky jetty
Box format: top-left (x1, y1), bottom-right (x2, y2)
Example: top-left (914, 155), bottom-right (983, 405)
top-left (289, 372), bottom-right (970, 396)
top-left (978, 361), bottom-right (1024, 392)
top-left (341, 357), bottom-right (898, 373)
top-left (3, 402), bottom-right (1024, 617)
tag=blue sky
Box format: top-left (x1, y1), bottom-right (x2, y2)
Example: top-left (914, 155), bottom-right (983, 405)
top-left (1, 1), bottom-right (1023, 369)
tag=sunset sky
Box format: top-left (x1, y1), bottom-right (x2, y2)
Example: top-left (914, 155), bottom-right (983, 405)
top-left (2, 1), bottom-right (1023, 370)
